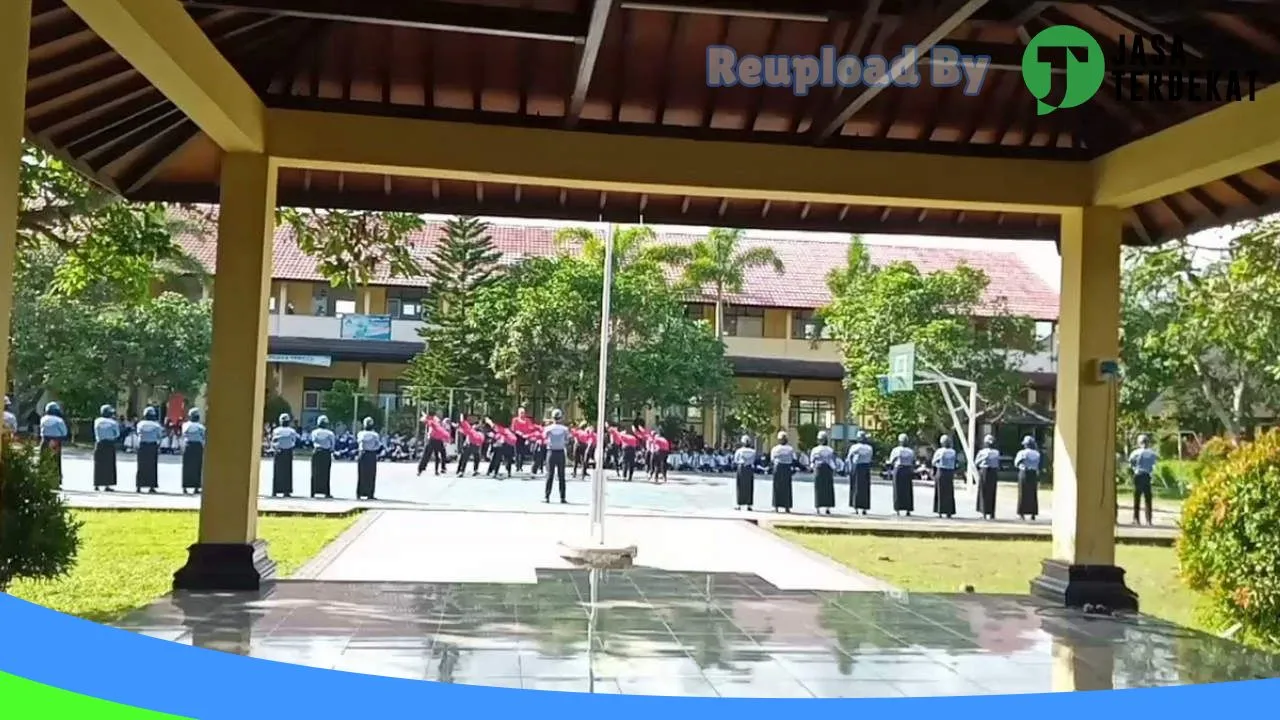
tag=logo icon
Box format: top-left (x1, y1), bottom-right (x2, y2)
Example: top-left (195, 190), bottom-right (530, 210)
top-left (1021, 25), bottom-right (1105, 115)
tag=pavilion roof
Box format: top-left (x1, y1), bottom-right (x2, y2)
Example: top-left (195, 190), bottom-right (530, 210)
top-left (22, 1), bottom-right (1280, 245)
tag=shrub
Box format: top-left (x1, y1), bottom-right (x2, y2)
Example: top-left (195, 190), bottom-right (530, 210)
top-left (0, 440), bottom-right (82, 592)
top-left (1178, 429), bottom-right (1280, 648)
top-left (797, 423), bottom-right (820, 450)
top-left (1192, 436), bottom-right (1235, 484)
top-left (263, 391), bottom-right (293, 425)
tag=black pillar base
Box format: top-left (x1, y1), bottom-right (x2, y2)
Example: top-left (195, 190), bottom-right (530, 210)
top-left (1030, 559), bottom-right (1139, 612)
top-left (173, 539), bottom-right (277, 592)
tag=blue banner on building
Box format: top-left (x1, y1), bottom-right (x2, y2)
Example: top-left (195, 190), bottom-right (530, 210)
top-left (340, 314), bottom-right (392, 341)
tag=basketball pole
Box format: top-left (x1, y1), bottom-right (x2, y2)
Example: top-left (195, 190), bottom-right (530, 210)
top-left (588, 222), bottom-right (614, 545)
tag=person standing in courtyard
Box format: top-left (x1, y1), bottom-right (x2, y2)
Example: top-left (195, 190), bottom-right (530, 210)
top-left (511, 406), bottom-right (537, 472)
top-left (271, 413), bottom-right (299, 498)
top-left (181, 408), bottom-right (206, 495)
top-left (931, 435), bottom-right (957, 518)
top-left (733, 435), bottom-right (757, 510)
top-left (650, 431), bottom-right (671, 484)
top-left (811, 431), bottom-right (837, 515)
top-left (543, 409), bottom-right (570, 504)
top-left (769, 431), bottom-right (797, 513)
top-left (974, 435), bottom-right (1001, 520)
top-left (310, 415), bottom-right (336, 499)
top-left (619, 426), bottom-right (639, 482)
top-left (456, 416), bottom-right (485, 476)
top-left (39, 402), bottom-right (69, 485)
top-left (529, 424), bottom-right (547, 476)
top-left (356, 416), bottom-right (381, 500)
top-left (847, 431), bottom-right (874, 514)
top-left (418, 411), bottom-right (449, 476)
top-left (1128, 434), bottom-right (1158, 526)
top-left (1014, 435), bottom-right (1041, 521)
top-left (92, 404), bottom-right (120, 492)
top-left (135, 406), bottom-right (163, 494)
top-left (3, 396), bottom-right (17, 435)
top-left (890, 434), bottom-right (916, 517)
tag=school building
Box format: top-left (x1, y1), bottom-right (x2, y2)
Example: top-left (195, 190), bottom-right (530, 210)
top-left (175, 219), bottom-right (1060, 451)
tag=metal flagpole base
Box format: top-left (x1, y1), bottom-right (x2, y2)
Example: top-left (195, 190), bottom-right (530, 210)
top-left (558, 540), bottom-right (638, 570)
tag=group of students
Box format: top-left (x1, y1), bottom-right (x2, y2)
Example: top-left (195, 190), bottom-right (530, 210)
top-left (734, 429), bottom-right (1047, 520)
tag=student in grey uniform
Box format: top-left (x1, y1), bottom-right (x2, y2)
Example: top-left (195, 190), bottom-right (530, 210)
top-left (931, 435), bottom-right (957, 518)
top-left (810, 431), bottom-right (837, 515)
top-left (1014, 435), bottom-right (1042, 521)
top-left (39, 402), bottom-right (69, 485)
top-left (733, 435), bottom-right (757, 511)
top-left (310, 415), bottom-right (336, 499)
top-left (135, 406), bottom-right (163, 493)
top-left (181, 408), bottom-right (206, 495)
top-left (890, 434), bottom-right (916, 516)
top-left (355, 417), bottom-right (381, 500)
top-left (271, 413), bottom-right (299, 498)
top-left (974, 435), bottom-right (1001, 519)
top-left (3, 396), bottom-right (17, 435)
top-left (847, 431), bottom-right (873, 514)
top-left (769, 431), bottom-right (797, 513)
top-left (543, 409), bottom-right (570, 504)
top-left (93, 405), bottom-right (120, 492)
top-left (1128, 434), bottom-right (1158, 525)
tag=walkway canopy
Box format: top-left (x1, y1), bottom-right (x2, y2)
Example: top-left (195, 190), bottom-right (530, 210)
top-left (3, 0), bottom-right (1279, 606)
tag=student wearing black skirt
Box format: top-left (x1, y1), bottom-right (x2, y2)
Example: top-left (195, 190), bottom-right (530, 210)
top-left (310, 415), bottom-right (336, 499)
top-left (135, 406), bottom-right (163, 494)
top-left (769, 431), bottom-right (797, 513)
top-left (1014, 436), bottom-right (1042, 521)
top-left (181, 408), bottom-right (206, 495)
top-left (355, 417), bottom-right (381, 500)
top-left (974, 435), bottom-right (1001, 519)
top-left (846, 431), bottom-right (874, 514)
top-left (930, 435), bottom-right (957, 518)
top-left (38, 402), bottom-right (69, 486)
top-left (810, 431), bottom-right (837, 515)
top-left (890, 434), bottom-right (916, 516)
top-left (732, 435), bottom-right (757, 511)
top-left (92, 405), bottom-right (120, 492)
top-left (270, 413), bottom-right (299, 498)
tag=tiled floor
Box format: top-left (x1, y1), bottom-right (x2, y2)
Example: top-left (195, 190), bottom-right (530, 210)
top-left (115, 570), bottom-right (1280, 697)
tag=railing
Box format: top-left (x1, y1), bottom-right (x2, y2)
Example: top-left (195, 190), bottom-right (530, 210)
top-left (722, 336), bottom-right (842, 362)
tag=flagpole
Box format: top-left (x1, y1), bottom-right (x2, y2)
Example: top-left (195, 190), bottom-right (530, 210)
top-left (589, 222), bottom-right (614, 545)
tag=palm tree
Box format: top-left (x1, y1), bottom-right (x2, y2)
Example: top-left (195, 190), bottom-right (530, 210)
top-left (669, 228), bottom-right (784, 443)
top-left (553, 225), bottom-right (686, 273)
top-left (671, 228), bottom-right (785, 343)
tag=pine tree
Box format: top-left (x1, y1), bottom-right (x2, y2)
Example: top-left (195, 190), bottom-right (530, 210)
top-left (405, 217), bottom-right (504, 411)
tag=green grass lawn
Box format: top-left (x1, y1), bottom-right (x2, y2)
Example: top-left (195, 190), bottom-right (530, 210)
top-left (8, 510), bottom-right (358, 623)
top-left (777, 529), bottom-right (1213, 635)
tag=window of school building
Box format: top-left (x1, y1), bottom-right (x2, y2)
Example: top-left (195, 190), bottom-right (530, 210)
top-left (790, 396), bottom-right (837, 428)
top-left (387, 288), bottom-right (427, 320)
top-left (790, 309), bottom-right (831, 340)
top-left (723, 305), bottom-right (764, 337)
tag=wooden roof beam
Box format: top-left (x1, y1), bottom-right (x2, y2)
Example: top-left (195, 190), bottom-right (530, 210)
top-left (566, 1), bottom-right (615, 126)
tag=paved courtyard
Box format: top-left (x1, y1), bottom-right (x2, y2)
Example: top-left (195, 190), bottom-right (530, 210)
top-left (57, 450), bottom-right (1178, 528)
top-left (116, 569), bottom-right (1280, 697)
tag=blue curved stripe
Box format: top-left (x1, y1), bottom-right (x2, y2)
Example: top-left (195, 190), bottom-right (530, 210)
top-left (1, 593), bottom-right (1277, 718)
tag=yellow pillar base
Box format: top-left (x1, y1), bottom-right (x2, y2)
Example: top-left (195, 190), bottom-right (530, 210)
top-left (174, 153), bottom-right (278, 592)
top-left (1031, 207), bottom-right (1137, 612)
top-left (1051, 637), bottom-right (1115, 692)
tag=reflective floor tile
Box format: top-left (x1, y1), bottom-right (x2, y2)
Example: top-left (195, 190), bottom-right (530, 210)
top-left (799, 679), bottom-right (904, 698)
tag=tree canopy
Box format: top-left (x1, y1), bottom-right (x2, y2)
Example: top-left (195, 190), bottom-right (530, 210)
top-left (822, 238), bottom-right (1035, 438)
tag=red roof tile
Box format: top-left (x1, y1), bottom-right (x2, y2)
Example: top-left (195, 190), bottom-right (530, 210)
top-left (175, 218), bottom-right (1058, 320)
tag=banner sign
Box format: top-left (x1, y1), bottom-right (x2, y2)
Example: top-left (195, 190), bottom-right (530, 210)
top-left (340, 314), bottom-right (392, 341)
top-left (267, 354), bottom-right (332, 367)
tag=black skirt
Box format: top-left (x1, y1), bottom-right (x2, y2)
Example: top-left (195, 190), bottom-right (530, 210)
top-left (311, 448), bottom-right (333, 497)
top-left (933, 467), bottom-right (956, 516)
top-left (273, 448), bottom-right (293, 495)
top-left (41, 438), bottom-right (64, 483)
top-left (772, 462), bottom-right (794, 509)
top-left (735, 464), bottom-right (755, 506)
top-left (892, 466), bottom-right (914, 511)
top-left (851, 463), bottom-right (872, 510)
top-left (814, 465), bottom-right (836, 508)
top-left (977, 467), bottom-right (999, 516)
top-left (93, 440), bottom-right (118, 487)
top-left (136, 442), bottom-right (159, 489)
top-left (182, 442), bottom-right (203, 490)
top-left (1017, 468), bottom-right (1039, 516)
top-left (356, 449), bottom-right (377, 499)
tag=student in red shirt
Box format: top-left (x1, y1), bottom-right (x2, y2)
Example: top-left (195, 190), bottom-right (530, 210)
top-left (649, 432), bottom-right (671, 483)
top-left (511, 406), bottom-right (537, 473)
top-left (619, 426), bottom-right (639, 482)
top-left (456, 417), bottom-right (485, 476)
top-left (417, 411), bottom-right (450, 476)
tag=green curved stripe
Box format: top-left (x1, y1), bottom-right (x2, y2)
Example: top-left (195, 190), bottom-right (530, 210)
top-left (0, 671), bottom-right (190, 718)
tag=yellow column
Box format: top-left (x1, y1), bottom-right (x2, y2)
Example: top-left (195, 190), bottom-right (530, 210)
top-left (780, 379), bottom-right (792, 438)
top-left (0, 0), bottom-right (32, 445)
top-left (173, 153), bottom-right (278, 591)
top-left (1031, 207), bottom-right (1136, 610)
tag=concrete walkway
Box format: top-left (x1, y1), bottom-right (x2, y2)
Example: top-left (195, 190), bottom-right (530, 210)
top-left (289, 509), bottom-right (891, 592)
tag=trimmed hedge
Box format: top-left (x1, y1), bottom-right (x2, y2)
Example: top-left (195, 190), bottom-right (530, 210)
top-left (1178, 430), bottom-right (1280, 647)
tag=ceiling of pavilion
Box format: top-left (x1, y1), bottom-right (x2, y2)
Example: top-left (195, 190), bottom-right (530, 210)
top-left (21, 0), bottom-right (1280, 245)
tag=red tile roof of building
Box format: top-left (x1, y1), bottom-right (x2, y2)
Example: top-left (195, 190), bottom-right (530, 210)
top-left (176, 218), bottom-right (1059, 320)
